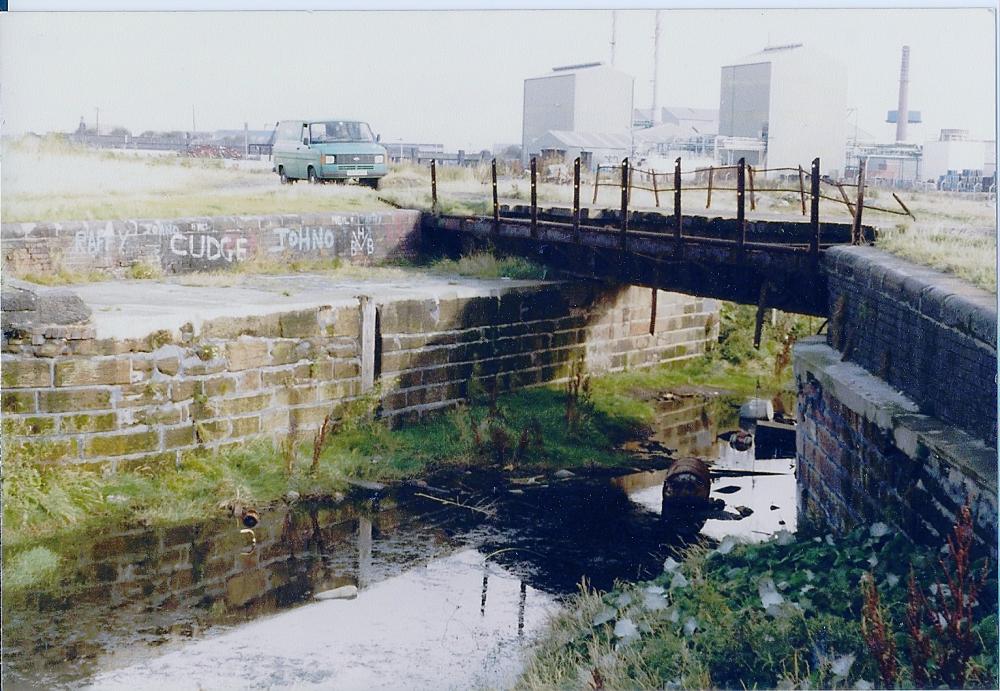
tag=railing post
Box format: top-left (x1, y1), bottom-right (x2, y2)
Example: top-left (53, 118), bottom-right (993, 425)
top-left (652, 169), bottom-right (660, 208)
top-left (748, 165), bottom-right (756, 211)
top-left (673, 157), bottom-right (682, 239)
top-left (736, 157), bottom-right (746, 247)
top-left (810, 157), bottom-right (821, 255)
top-left (572, 156), bottom-right (581, 241)
top-left (530, 156), bottom-right (538, 239)
top-left (853, 157), bottom-right (867, 245)
top-left (798, 165), bottom-right (807, 216)
top-left (431, 158), bottom-right (438, 215)
top-left (592, 165), bottom-right (600, 204)
top-left (491, 158), bottom-right (499, 233)
top-left (620, 157), bottom-right (629, 251)
top-left (706, 165), bottom-right (714, 208)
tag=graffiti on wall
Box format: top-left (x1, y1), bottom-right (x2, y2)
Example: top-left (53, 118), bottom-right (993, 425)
top-left (169, 234), bottom-right (250, 262)
top-left (351, 228), bottom-right (375, 256)
top-left (270, 227), bottom-right (336, 253)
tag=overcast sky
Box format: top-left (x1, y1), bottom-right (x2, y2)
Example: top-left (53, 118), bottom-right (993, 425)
top-left (0, 8), bottom-right (995, 150)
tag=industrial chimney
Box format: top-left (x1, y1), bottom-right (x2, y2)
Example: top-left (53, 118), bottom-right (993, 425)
top-left (895, 45), bottom-right (910, 143)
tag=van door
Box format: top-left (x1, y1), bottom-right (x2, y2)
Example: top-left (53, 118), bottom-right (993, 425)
top-left (293, 122), bottom-right (310, 179)
top-left (273, 121), bottom-right (295, 180)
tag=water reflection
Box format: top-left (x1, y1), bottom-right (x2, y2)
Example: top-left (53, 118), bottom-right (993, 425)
top-left (3, 392), bottom-right (796, 689)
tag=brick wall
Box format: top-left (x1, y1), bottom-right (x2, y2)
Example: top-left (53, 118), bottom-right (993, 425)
top-left (1, 210), bottom-right (421, 277)
top-left (2, 283), bottom-right (719, 469)
top-left (824, 246), bottom-right (997, 444)
top-left (795, 337), bottom-right (997, 553)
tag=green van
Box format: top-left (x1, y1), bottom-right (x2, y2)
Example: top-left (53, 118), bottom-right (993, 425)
top-left (272, 119), bottom-right (389, 188)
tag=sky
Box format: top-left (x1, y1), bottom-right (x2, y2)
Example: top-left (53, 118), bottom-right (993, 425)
top-left (0, 7), bottom-right (996, 150)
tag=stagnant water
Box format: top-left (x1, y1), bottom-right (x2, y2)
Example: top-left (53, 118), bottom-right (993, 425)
top-left (3, 391), bottom-right (796, 690)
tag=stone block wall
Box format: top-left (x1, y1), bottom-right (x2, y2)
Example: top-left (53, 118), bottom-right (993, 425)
top-left (795, 337), bottom-right (997, 553)
top-left (2, 283), bottom-right (719, 470)
top-left (378, 284), bottom-right (719, 422)
top-left (823, 246), bottom-right (997, 444)
top-left (1, 210), bottom-right (421, 277)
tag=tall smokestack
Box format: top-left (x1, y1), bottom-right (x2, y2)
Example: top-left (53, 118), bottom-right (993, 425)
top-left (652, 11), bottom-right (662, 125)
top-left (896, 45), bottom-right (910, 143)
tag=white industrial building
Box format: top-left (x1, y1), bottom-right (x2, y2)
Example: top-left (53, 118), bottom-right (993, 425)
top-left (922, 129), bottom-right (988, 182)
top-left (522, 62), bottom-right (634, 168)
top-left (719, 43), bottom-right (848, 177)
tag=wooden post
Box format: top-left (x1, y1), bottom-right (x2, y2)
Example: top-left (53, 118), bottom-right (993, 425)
top-left (753, 283), bottom-right (770, 349)
top-left (673, 157), bottom-right (682, 239)
top-left (652, 169), bottom-right (660, 208)
top-left (620, 157), bottom-right (629, 251)
top-left (491, 158), bottom-right (499, 232)
top-left (592, 166), bottom-right (600, 204)
top-left (853, 157), bottom-right (867, 244)
top-left (736, 157), bottom-right (746, 247)
top-left (836, 183), bottom-right (855, 218)
top-left (892, 192), bottom-right (916, 221)
top-left (810, 157), bottom-right (820, 255)
top-left (706, 166), bottom-right (714, 208)
top-left (748, 165), bottom-right (756, 211)
top-left (530, 157), bottom-right (538, 238)
top-left (798, 165), bottom-right (807, 216)
top-left (572, 156), bottom-right (581, 241)
top-left (431, 158), bottom-right (438, 214)
top-left (649, 288), bottom-right (658, 335)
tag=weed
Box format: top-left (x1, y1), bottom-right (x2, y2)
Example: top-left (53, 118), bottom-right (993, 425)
top-left (126, 261), bottom-right (163, 280)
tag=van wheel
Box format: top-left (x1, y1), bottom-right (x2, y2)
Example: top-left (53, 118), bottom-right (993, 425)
top-left (362, 178), bottom-right (380, 190)
top-left (279, 167), bottom-right (290, 185)
top-left (308, 167), bottom-right (320, 184)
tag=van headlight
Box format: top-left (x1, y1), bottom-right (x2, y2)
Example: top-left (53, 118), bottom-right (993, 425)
top-left (374, 154), bottom-right (385, 164)
top-left (324, 154), bottom-right (336, 164)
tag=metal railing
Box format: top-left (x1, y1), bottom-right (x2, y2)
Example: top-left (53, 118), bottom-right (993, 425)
top-left (428, 155), bottom-right (883, 254)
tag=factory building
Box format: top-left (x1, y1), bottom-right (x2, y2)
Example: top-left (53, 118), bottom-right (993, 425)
top-left (922, 129), bottom-right (989, 184)
top-left (719, 43), bottom-right (847, 177)
top-left (522, 62), bottom-right (634, 168)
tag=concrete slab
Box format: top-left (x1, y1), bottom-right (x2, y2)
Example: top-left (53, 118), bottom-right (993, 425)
top-left (68, 271), bottom-right (548, 340)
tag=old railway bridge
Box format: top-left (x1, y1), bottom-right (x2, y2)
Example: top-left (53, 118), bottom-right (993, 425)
top-left (421, 156), bottom-right (884, 318)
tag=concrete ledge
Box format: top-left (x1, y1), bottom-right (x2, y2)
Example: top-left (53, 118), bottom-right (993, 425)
top-left (1, 278), bottom-right (92, 330)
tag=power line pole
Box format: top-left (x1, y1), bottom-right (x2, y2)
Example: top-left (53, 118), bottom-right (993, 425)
top-left (652, 10), bottom-right (662, 125)
top-left (610, 10), bottom-right (617, 66)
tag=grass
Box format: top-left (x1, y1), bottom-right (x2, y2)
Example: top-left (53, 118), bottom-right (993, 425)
top-left (518, 525), bottom-right (998, 690)
top-left (427, 251), bottom-right (548, 280)
top-left (1, 135), bottom-right (391, 222)
top-left (876, 222), bottom-right (996, 293)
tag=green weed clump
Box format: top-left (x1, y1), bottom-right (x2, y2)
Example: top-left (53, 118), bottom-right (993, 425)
top-left (428, 251), bottom-right (547, 280)
top-left (519, 521), bottom-right (998, 690)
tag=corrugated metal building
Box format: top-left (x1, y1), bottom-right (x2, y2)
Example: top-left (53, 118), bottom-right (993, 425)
top-left (719, 43), bottom-right (847, 177)
top-left (522, 62), bottom-right (634, 166)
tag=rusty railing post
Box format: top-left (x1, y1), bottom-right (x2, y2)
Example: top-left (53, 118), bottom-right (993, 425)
top-left (853, 157), bottom-right (867, 244)
top-left (652, 169), bottom-right (660, 208)
top-left (572, 156), bottom-right (581, 242)
top-left (431, 158), bottom-right (438, 215)
top-left (530, 156), bottom-right (538, 239)
top-left (810, 157), bottom-right (821, 255)
top-left (736, 157), bottom-right (746, 247)
top-left (673, 157), bottom-right (682, 239)
top-left (491, 158), bottom-right (499, 233)
top-left (798, 165), bottom-right (807, 216)
top-left (748, 165), bottom-right (756, 211)
top-left (592, 166), bottom-right (600, 204)
top-left (620, 157), bottom-right (629, 251)
top-left (706, 165), bottom-right (714, 208)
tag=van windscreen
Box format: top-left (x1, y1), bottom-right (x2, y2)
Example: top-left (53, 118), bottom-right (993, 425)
top-left (309, 121), bottom-right (374, 144)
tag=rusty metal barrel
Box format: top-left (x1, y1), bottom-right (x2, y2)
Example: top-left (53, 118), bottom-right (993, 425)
top-left (661, 457), bottom-right (711, 507)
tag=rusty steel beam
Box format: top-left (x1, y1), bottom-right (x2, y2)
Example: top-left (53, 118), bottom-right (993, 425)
top-left (674, 157), bottom-right (682, 240)
top-left (737, 157), bottom-right (746, 247)
top-left (573, 156), bottom-right (581, 241)
top-left (620, 157), bottom-right (629, 251)
top-left (430, 159), bottom-right (438, 215)
top-left (530, 157), bottom-right (538, 239)
top-left (810, 158), bottom-right (821, 255)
